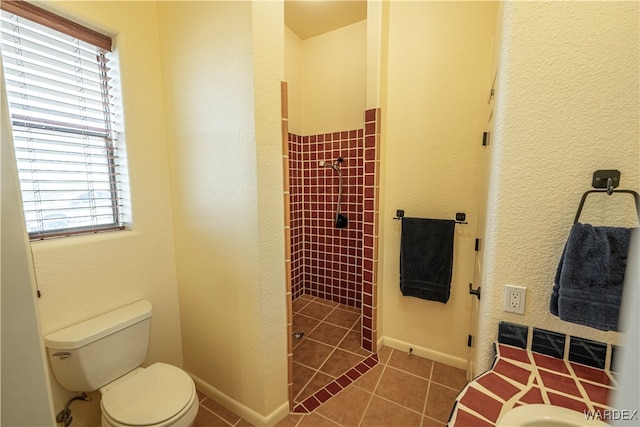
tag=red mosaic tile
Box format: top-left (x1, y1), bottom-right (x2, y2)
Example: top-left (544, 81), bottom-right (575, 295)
top-left (363, 328), bottom-right (372, 340)
top-left (346, 368), bottom-right (361, 381)
top-left (302, 395), bottom-right (321, 412)
top-left (365, 109), bottom-right (376, 122)
top-left (365, 135), bottom-right (376, 148)
top-left (315, 387), bottom-right (332, 404)
top-left (532, 352), bottom-right (570, 374)
top-left (539, 370), bottom-right (581, 398)
top-left (363, 292), bottom-right (373, 306)
top-left (459, 386), bottom-right (503, 423)
top-left (325, 380), bottom-right (342, 395)
top-left (364, 355), bottom-right (377, 367)
top-left (365, 122), bottom-right (376, 135)
top-left (293, 404), bottom-right (308, 413)
top-left (493, 359), bottom-right (532, 385)
top-left (581, 381), bottom-right (612, 405)
top-left (364, 148), bottom-right (376, 161)
top-left (452, 408), bottom-right (494, 427)
top-left (336, 374), bottom-right (352, 388)
top-left (476, 372), bottom-right (522, 401)
top-left (363, 306), bottom-right (372, 317)
top-left (547, 392), bottom-right (589, 413)
top-left (570, 363), bottom-right (611, 385)
top-left (498, 344), bottom-right (531, 364)
top-left (519, 387), bottom-right (544, 404)
top-left (355, 362), bottom-right (369, 374)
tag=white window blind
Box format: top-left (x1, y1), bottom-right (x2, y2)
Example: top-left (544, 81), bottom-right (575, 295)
top-left (0, 2), bottom-right (126, 239)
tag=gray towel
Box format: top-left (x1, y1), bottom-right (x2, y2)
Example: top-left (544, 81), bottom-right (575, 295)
top-left (550, 222), bottom-right (632, 331)
top-left (400, 218), bottom-right (455, 303)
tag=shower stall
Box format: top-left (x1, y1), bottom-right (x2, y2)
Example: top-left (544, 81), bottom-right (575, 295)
top-left (282, 94), bottom-right (381, 408)
top-left (281, 11), bottom-right (381, 409)
top-left (286, 111), bottom-right (380, 347)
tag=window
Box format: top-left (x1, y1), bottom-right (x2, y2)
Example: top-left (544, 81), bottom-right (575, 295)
top-left (0, 0), bottom-right (126, 240)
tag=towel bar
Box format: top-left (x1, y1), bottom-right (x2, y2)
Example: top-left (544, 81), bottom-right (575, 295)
top-left (392, 209), bottom-right (468, 224)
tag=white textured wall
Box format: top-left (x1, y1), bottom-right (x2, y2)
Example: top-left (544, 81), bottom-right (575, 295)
top-left (379, 1), bottom-right (497, 366)
top-left (19, 2), bottom-right (184, 424)
top-left (478, 1), bottom-right (639, 370)
top-left (251, 1), bottom-right (289, 418)
top-left (157, 1), bottom-right (288, 423)
top-left (1, 62), bottom-right (56, 427)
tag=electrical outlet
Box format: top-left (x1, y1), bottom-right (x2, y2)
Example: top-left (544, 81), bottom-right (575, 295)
top-left (503, 285), bottom-right (526, 314)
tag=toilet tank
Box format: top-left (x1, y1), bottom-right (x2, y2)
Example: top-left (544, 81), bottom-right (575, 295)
top-left (44, 300), bottom-right (152, 392)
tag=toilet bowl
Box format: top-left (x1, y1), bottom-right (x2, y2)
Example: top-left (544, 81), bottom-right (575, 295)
top-left (100, 363), bottom-right (198, 427)
top-left (44, 300), bottom-right (199, 427)
top-left (496, 404), bottom-right (607, 427)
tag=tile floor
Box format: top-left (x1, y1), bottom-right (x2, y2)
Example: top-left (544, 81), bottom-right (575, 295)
top-left (277, 345), bottom-right (467, 426)
top-left (191, 294), bottom-right (468, 426)
top-left (292, 295), bottom-right (370, 407)
top-left (193, 391), bottom-right (253, 427)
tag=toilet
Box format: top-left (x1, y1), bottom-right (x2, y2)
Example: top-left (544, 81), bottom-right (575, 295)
top-left (44, 300), bottom-right (199, 427)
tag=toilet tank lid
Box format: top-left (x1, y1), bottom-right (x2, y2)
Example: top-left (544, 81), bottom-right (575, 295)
top-left (44, 300), bottom-right (152, 350)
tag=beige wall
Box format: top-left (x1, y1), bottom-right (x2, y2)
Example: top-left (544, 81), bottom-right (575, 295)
top-left (285, 26), bottom-right (304, 135)
top-left (157, 1), bottom-right (288, 423)
top-left (285, 20), bottom-right (367, 135)
top-left (6, 2), bottom-right (637, 425)
top-left (378, 1), bottom-right (498, 367)
top-left (20, 2), bottom-right (184, 424)
top-left (478, 1), bottom-right (639, 370)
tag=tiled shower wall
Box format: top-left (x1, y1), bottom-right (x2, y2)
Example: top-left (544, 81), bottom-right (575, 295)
top-left (289, 129), bottom-right (365, 308)
top-left (286, 107), bottom-right (381, 352)
top-left (361, 108), bottom-right (380, 352)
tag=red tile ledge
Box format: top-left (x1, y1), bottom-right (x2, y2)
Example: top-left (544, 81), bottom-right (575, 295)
top-left (449, 344), bottom-right (616, 426)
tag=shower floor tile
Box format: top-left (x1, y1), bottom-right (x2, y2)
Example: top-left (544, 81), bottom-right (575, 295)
top-left (307, 322), bottom-right (350, 347)
top-left (294, 339), bottom-right (335, 370)
top-left (291, 296), bottom-right (371, 407)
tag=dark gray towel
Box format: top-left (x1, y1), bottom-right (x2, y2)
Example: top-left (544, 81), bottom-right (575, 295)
top-left (550, 222), bottom-right (632, 331)
top-left (400, 218), bottom-right (455, 303)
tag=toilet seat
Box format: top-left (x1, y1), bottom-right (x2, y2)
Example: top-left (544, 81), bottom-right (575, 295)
top-left (101, 363), bottom-right (196, 426)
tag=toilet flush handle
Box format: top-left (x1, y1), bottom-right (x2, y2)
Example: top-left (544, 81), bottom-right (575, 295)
top-left (52, 351), bottom-right (71, 360)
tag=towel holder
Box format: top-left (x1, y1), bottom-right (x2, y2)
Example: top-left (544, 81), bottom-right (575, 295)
top-left (393, 209), bottom-right (468, 224)
top-left (573, 170), bottom-right (640, 224)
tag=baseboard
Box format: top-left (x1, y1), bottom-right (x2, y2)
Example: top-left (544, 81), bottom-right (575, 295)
top-left (188, 371), bottom-right (290, 427)
top-left (381, 336), bottom-right (468, 370)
